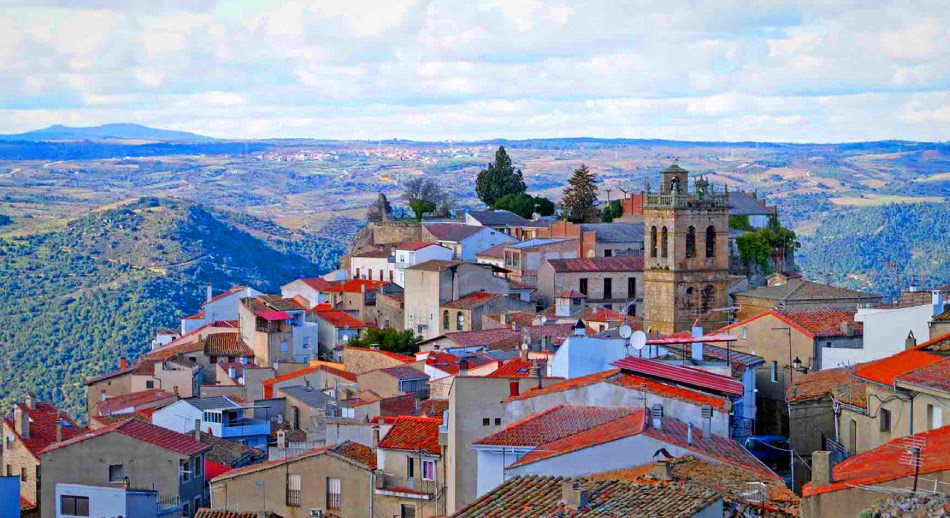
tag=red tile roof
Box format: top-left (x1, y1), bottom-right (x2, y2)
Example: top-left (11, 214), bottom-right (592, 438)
top-left (396, 241), bottom-right (445, 251)
top-left (325, 279), bottom-right (389, 293)
top-left (298, 277), bottom-right (333, 291)
top-left (420, 398), bottom-right (449, 418)
top-left (377, 415), bottom-right (442, 455)
top-left (589, 308), bottom-right (626, 322)
top-left (316, 310), bottom-right (373, 329)
top-left (787, 366), bottom-right (868, 408)
top-left (377, 364), bottom-right (429, 381)
top-left (489, 358), bottom-right (547, 378)
top-left (203, 286), bottom-right (247, 307)
top-left (719, 309), bottom-right (861, 339)
top-left (210, 441), bottom-right (374, 482)
top-left (202, 333), bottom-right (254, 357)
top-left (3, 401), bottom-right (86, 459)
top-left (425, 351), bottom-right (496, 375)
top-left (95, 388), bottom-right (178, 416)
top-left (262, 364), bottom-right (357, 398)
top-left (896, 357), bottom-right (950, 394)
top-left (473, 405), bottom-right (638, 448)
top-left (803, 425), bottom-right (950, 497)
top-left (441, 328), bottom-right (523, 350)
top-left (441, 291), bottom-right (503, 309)
top-left (643, 416), bottom-right (773, 475)
top-left (379, 393), bottom-right (419, 417)
top-left (183, 312), bottom-right (205, 320)
top-left (508, 368), bottom-right (730, 412)
top-left (42, 419), bottom-right (210, 456)
top-left (547, 256), bottom-right (645, 273)
top-left (853, 332), bottom-right (948, 387)
top-left (343, 346), bottom-right (415, 364)
top-left (20, 496), bottom-right (36, 511)
top-left (509, 412), bottom-right (645, 468)
top-left (612, 357), bottom-right (745, 396)
top-left (475, 242), bottom-right (508, 258)
top-left (424, 222), bottom-right (485, 242)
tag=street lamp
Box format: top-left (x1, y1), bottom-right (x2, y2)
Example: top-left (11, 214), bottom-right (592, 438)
top-left (792, 356), bottom-right (807, 374)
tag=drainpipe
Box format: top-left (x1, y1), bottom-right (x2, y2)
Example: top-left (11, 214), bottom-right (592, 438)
top-left (369, 469), bottom-right (375, 518)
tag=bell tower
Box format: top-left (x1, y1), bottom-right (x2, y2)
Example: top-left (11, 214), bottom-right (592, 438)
top-left (642, 164), bottom-right (730, 335)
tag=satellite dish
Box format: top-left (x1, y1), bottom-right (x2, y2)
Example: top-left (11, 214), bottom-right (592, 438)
top-left (630, 330), bottom-right (647, 351)
top-left (539, 316), bottom-right (547, 325)
top-left (619, 325), bottom-right (633, 339)
top-left (520, 342), bottom-right (528, 352)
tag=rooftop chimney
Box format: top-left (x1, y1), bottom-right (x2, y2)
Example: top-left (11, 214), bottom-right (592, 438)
top-left (648, 459), bottom-right (672, 480)
top-left (55, 413), bottom-right (62, 443)
top-left (206, 282), bottom-right (213, 303)
top-left (194, 419), bottom-right (201, 442)
top-left (24, 392), bottom-right (35, 410)
top-left (520, 343), bottom-right (529, 362)
top-left (119, 357), bottom-right (128, 371)
top-left (701, 405), bottom-right (713, 437)
top-left (560, 480), bottom-right (590, 511)
top-left (650, 404), bottom-right (664, 430)
top-left (906, 331), bottom-right (918, 350)
top-left (687, 422), bottom-right (694, 445)
top-left (14, 405), bottom-right (29, 439)
top-left (458, 358), bottom-right (470, 377)
top-left (509, 380), bottom-right (520, 398)
top-left (812, 450), bottom-right (832, 486)
top-left (228, 366), bottom-right (237, 379)
top-left (277, 429), bottom-right (287, 449)
top-left (305, 379), bottom-right (312, 391)
top-left (372, 426), bottom-right (380, 448)
top-left (839, 321), bottom-right (855, 337)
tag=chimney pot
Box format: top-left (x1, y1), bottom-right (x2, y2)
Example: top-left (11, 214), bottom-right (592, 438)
top-left (194, 419), bottom-right (201, 442)
top-left (905, 331), bottom-right (918, 350)
top-left (687, 422), bottom-right (694, 445)
top-left (561, 480), bottom-right (590, 510)
top-left (14, 405), bottom-right (29, 439)
top-left (649, 459), bottom-right (673, 480)
top-left (119, 357), bottom-right (128, 371)
top-left (24, 393), bottom-right (35, 410)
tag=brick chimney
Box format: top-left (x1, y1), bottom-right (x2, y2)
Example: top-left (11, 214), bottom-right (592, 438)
top-left (14, 404), bottom-right (29, 438)
top-left (906, 331), bottom-right (918, 350)
top-left (560, 480), bottom-right (590, 511)
top-left (812, 450), bottom-right (832, 486)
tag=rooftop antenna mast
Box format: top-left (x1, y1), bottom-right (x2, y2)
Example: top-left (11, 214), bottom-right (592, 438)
top-left (897, 435), bottom-right (927, 492)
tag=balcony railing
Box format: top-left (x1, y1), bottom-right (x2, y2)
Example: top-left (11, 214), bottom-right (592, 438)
top-left (644, 192), bottom-right (728, 208)
top-left (375, 472), bottom-right (436, 497)
top-left (221, 417), bottom-right (270, 438)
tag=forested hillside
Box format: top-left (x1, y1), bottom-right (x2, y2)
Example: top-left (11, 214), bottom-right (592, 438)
top-left (0, 198), bottom-right (340, 417)
top-left (798, 203), bottom-right (950, 299)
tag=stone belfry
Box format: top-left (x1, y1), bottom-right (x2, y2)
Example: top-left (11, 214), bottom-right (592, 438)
top-left (642, 164), bottom-right (730, 335)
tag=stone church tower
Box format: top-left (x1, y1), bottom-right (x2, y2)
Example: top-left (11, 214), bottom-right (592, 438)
top-left (643, 164), bottom-right (730, 335)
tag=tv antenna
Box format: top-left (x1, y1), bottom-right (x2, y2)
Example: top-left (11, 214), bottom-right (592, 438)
top-left (897, 435), bottom-right (927, 492)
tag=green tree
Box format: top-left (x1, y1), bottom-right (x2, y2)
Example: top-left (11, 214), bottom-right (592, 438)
top-left (534, 196), bottom-right (555, 216)
top-left (348, 327), bottom-right (420, 354)
top-left (409, 200), bottom-right (436, 222)
top-left (600, 200), bottom-right (622, 222)
top-left (562, 164), bottom-right (599, 223)
top-left (476, 146), bottom-right (527, 206)
top-left (493, 194), bottom-right (536, 219)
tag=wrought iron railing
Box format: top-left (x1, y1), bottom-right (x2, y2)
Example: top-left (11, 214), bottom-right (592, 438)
top-left (825, 437), bottom-right (854, 464)
top-left (375, 472), bottom-right (436, 496)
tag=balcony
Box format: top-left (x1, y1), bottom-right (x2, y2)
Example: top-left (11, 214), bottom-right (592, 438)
top-left (221, 417), bottom-right (270, 439)
top-left (375, 473), bottom-right (436, 499)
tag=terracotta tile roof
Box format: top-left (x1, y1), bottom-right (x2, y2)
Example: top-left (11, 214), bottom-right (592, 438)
top-left (522, 323), bottom-right (576, 346)
top-left (475, 242), bottom-right (507, 258)
top-left (84, 358), bottom-right (161, 385)
top-left (316, 310), bottom-right (373, 329)
top-left (406, 259), bottom-right (463, 271)
top-left (509, 368), bottom-right (730, 412)
top-left (42, 419), bottom-right (210, 456)
top-left (198, 431), bottom-right (266, 467)
top-left (453, 474), bottom-right (721, 517)
top-left (473, 405), bottom-right (638, 448)
top-left (932, 308), bottom-right (950, 322)
top-left (734, 278), bottom-right (880, 304)
top-left (262, 364), bottom-right (357, 398)
top-left (343, 346), bottom-right (415, 363)
top-left (786, 366), bottom-right (868, 408)
top-left (20, 496), bottom-right (36, 511)
top-left (3, 401), bottom-right (86, 459)
top-left (547, 256), bottom-right (645, 273)
top-left (298, 277), bottom-right (333, 291)
top-left (421, 398), bottom-right (449, 418)
top-left (203, 286), bottom-right (247, 307)
top-left (853, 333), bottom-right (947, 387)
top-left (202, 333), bottom-right (254, 357)
top-left (379, 393), bottom-right (419, 416)
top-left (377, 415), bottom-right (442, 455)
top-left (425, 351), bottom-right (497, 375)
top-left (643, 416), bottom-right (773, 475)
top-left (183, 312), bottom-right (205, 320)
top-left (896, 357), bottom-right (950, 394)
top-left (719, 309), bottom-right (861, 339)
top-left (331, 440), bottom-right (377, 469)
top-left (396, 241), bottom-right (445, 251)
top-left (803, 425), bottom-right (950, 497)
top-left (210, 441), bottom-right (374, 482)
top-left (489, 358), bottom-right (547, 378)
top-left (594, 456), bottom-right (799, 516)
top-left (325, 279), bottom-right (389, 293)
top-left (510, 412), bottom-right (646, 468)
top-left (95, 388), bottom-right (178, 416)
top-left (378, 364), bottom-right (429, 381)
top-left (613, 357), bottom-right (744, 397)
top-left (424, 222), bottom-right (485, 242)
top-left (442, 291), bottom-right (503, 309)
top-left (442, 328), bottom-right (523, 350)
top-left (89, 412), bottom-right (152, 428)
top-left (501, 312), bottom-right (540, 328)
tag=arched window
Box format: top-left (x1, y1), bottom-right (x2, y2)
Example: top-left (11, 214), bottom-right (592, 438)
top-left (685, 287), bottom-right (695, 308)
top-left (456, 312), bottom-right (465, 331)
top-left (702, 285), bottom-right (716, 313)
top-left (650, 226), bottom-right (658, 258)
top-left (686, 226), bottom-right (696, 258)
top-left (705, 226), bottom-right (716, 258)
top-left (661, 227), bottom-right (669, 258)
top-left (442, 310), bottom-right (449, 330)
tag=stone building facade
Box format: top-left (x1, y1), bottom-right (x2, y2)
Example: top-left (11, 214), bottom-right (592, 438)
top-left (643, 164), bottom-right (730, 334)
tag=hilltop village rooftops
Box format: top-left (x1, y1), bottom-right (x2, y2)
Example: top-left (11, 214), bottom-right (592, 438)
top-left (786, 366), bottom-right (869, 409)
top-left (4, 399), bottom-right (87, 459)
top-left (41, 419), bottom-right (210, 456)
top-left (547, 256), bottom-right (645, 272)
top-left (424, 222), bottom-right (486, 242)
top-left (377, 415), bottom-right (442, 455)
top-left (719, 308), bottom-right (862, 339)
top-left (853, 331), bottom-right (950, 387)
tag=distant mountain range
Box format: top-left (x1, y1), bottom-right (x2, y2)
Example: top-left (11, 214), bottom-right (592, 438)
top-left (0, 123), bottom-right (213, 142)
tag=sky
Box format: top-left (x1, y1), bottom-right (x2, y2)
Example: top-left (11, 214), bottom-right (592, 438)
top-left (0, 0), bottom-right (947, 142)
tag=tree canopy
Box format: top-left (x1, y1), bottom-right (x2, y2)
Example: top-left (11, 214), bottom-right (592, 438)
top-left (562, 164), bottom-right (599, 223)
top-left (347, 327), bottom-right (420, 354)
top-left (403, 176), bottom-right (451, 219)
top-left (492, 193), bottom-right (556, 219)
top-left (476, 146), bottom-right (527, 207)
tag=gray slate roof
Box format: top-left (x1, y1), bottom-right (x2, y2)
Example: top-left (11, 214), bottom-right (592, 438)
top-left (728, 191), bottom-right (774, 216)
top-left (467, 210), bottom-right (532, 227)
top-left (735, 278), bottom-right (880, 303)
top-left (279, 385), bottom-right (335, 409)
top-left (186, 396), bottom-right (242, 411)
top-left (578, 222), bottom-right (645, 243)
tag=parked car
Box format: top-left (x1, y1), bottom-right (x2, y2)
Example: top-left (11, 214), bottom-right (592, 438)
top-left (741, 435), bottom-right (791, 472)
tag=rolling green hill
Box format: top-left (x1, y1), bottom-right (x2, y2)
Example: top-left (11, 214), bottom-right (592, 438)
top-left (0, 198), bottom-right (341, 417)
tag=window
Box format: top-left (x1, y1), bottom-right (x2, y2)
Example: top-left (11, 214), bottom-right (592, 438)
top-left (327, 477), bottom-right (342, 510)
top-left (661, 226), bottom-right (668, 258)
top-left (880, 408), bottom-right (892, 432)
top-left (456, 312), bottom-right (464, 331)
top-left (180, 459), bottom-right (190, 482)
top-left (355, 267), bottom-right (360, 278)
top-left (494, 418), bottom-right (502, 426)
top-left (604, 249), bottom-right (612, 257)
top-left (280, 342), bottom-right (288, 352)
top-left (61, 495), bottom-right (90, 517)
top-left (368, 269), bottom-right (373, 280)
top-left (579, 278), bottom-right (588, 295)
top-left (292, 407), bottom-right (300, 430)
top-left (21, 467), bottom-right (27, 481)
top-left (422, 459), bottom-right (436, 481)
top-left (705, 226), bottom-right (716, 257)
top-left (188, 356), bottom-right (197, 363)
top-left (603, 278), bottom-right (612, 300)
top-left (407, 457), bottom-right (415, 478)
top-left (628, 277), bottom-right (636, 298)
top-left (443, 311), bottom-right (449, 330)
top-left (389, 270), bottom-right (394, 282)
top-left (686, 226), bottom-right (696, 258)
top-left (685, 287), bottom-right (695, 308)
top-left (4, 464), bottom-right (10, 476)
top-left (379, 270), bottom-right (384, 281)
top-left (193, 456), bottom-right (202, 478)
top-left (108, 463), bottom-right (125, 482)
top-left (928, 404), bottom-right (943, 430)
top-left (742, 326), bottom-right (748, 339)
top-left (482, 418), bottom-right (490, 426)
top-left (401, 504), bottom-right (416, 518)
top-left (649, 226), bottom-right (657, 257)
top-left (286, 473), bottom-right (302, 506)
top-left (145, 380), bottom-right (154, 389)
top-left (5, 435), bottom-right (12, 449)
top-left (770, 361), bottom-right (778, 383)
